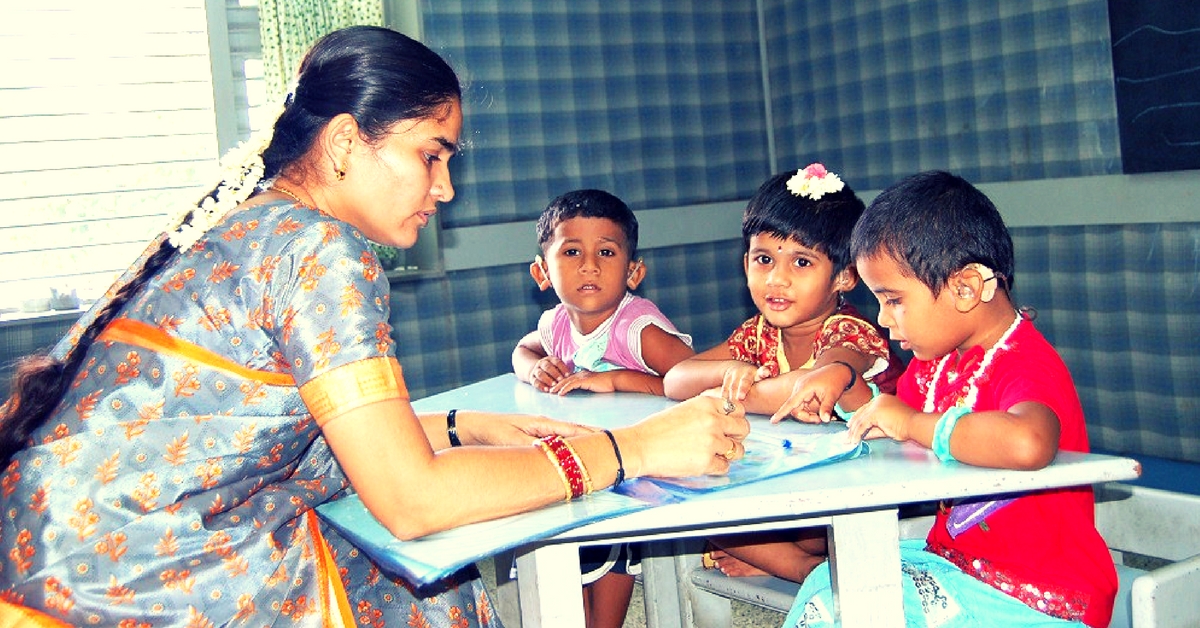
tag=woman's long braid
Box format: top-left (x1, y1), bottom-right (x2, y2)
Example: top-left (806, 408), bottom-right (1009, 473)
top-left (0, 129), bottom-right (275, 468)
top-left (0, 243), bottom-right (177, 467)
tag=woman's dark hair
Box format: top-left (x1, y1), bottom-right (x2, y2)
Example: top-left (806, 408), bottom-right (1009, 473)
top-left (741, 170), bottom-right (866, 274)
top-left (0, 26), bottom-right (461, 467)
top-left (262, 26), bottom-right (461, 180)
top-left (536, 189), bottom-right (639, 259)
top-left (849, 170), bottom-right (1015, 295)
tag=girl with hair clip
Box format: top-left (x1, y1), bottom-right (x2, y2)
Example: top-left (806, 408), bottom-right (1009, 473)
top-left (0, 26), bottom-right (749, 627)
top-left (781, 170), bottom-right (1117, 628)
top-left (664, 164), bottom-right (904, 587)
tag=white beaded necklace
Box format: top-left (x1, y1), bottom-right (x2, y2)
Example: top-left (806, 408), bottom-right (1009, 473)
top-left (922, 311), bottom-right (1023, 413)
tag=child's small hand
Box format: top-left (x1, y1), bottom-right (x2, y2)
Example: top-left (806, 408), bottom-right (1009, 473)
top-left (845, 394), bottom-right (916, 444)
top-left (527, 357), bottom-right (571, 392)
top-left (548, 370), bottom-right (616, 395)
top-left (721, 362), bottom-right (761, 402)
top-left (770, 365), bottom-right (846, 424)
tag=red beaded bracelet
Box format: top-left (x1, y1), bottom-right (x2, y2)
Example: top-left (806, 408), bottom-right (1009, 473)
top-left (559, 437), bottom-right (594, 495)
top-left (536, 435), bottom-right (592, 500)
top-left (535, 438), bottom-right (574, 501)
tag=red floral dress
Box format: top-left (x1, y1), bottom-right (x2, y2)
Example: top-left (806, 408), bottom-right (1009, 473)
top-left (726, 303), bottom-right (903, 393)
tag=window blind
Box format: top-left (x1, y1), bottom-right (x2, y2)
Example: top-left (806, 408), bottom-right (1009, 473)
top-left (0, 1), bottom-right (220, 309)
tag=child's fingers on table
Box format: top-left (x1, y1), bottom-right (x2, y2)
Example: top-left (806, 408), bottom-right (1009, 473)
top-left (528, 360), bottom-right (562, 389)
top-left (770, 388), bottom-right (814, 423)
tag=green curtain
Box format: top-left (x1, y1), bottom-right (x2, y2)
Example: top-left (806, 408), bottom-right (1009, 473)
top-left (258, 0), bottom-right (384, 101)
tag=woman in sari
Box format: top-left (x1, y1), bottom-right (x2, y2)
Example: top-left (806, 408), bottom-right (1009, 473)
top-left (0, 26), bottom-right (748, 627)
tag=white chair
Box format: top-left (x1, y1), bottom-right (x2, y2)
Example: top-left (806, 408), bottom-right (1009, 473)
top-left (680, 482), bottom-right (1200, 628)
top-left (1095, 483), bottom-right (1200, 628)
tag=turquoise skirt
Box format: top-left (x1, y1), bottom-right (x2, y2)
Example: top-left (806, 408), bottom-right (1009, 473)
top-left (782, 540), bottom-right (1084, 628)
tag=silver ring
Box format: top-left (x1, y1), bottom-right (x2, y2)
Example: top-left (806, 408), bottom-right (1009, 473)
top-left (721, 398), bottom-right (736, 415)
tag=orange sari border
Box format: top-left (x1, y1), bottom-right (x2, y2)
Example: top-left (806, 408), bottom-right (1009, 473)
top-left (298, 357), bottom-right (409, 427)
top-left (98, 318), bottom-right (293, 387)
top-left (306, 510), bottom-right (355, 628)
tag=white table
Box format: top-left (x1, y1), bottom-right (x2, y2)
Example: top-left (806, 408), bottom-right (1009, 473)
top-left (412, 374), bottom-right (1141, 628)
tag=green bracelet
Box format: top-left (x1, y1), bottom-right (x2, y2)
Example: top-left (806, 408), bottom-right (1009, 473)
top-left (932, 406), bottom-right (970, 463)
top-left (834, 381), bottom-right (880, 421)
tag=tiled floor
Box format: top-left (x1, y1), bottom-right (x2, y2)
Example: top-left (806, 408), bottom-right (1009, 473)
top-left (476, 556), bottom-right (786, 628)
top-left (623, 579), bottom-right (785, 628)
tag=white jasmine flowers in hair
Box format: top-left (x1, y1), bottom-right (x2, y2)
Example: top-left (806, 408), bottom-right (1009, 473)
top-left (787, 163), bottom-right (845, 200)
top-left (165, 124), bottom-right (275, 251)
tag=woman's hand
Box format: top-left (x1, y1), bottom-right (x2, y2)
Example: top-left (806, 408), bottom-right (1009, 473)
top-left (458, 411), bottom-right (595, 447)
top-left (618, 395), bottom-right (750, 478)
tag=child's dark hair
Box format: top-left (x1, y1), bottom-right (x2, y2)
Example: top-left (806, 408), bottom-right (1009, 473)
top-left (741, 170), bottom-right (865, 274)
top-left (850, 170), bottom-right (1015, 295)
top-left (536, 189), bottom-right (639, 258)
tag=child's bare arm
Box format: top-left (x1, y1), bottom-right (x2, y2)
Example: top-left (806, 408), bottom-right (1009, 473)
top-left (846, 397), bottom-right (1060, 470)
top-left (640, 325), bottom-right (696, 379)
top-left (547, 325), bottom-right (695, 397)
top-left (939, 401), bottom-right (1061, 469)
top-left (770, 346), bottom-right (880, 423)
top-left (549, 369), bottom-right (665, 396)
top-left (663, 343), bottom-right (742, 400)
top-left (512, 330), bottom-right (547, 382)
top-left (513, 330), bottom-right (570, 391)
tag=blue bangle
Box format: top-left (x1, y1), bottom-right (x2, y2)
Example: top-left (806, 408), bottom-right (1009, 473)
top-left (932, 406), bottom-right (970, 463)
top-left (834, 381), bottom-right (880, 421)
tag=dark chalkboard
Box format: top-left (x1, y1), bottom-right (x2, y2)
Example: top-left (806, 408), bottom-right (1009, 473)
top-left (1108, 2), bottom-right (1200, 173)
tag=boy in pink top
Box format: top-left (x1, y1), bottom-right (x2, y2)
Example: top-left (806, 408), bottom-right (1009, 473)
top-left (514, 189), bottom-right (694, 397)
top-left (512, 188), bottom-right (695, 628)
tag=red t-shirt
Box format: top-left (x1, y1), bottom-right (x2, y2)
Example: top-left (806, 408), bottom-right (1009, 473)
top-left (899, 319), bottom-right (1116, 628)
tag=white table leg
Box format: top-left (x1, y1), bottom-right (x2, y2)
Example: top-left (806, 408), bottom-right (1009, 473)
top-left (515, 542), bottom-right (586, 628)
top-left (491, 550), bottom-right (521, 627)
top-left (828, 508), bottom-right (904, 628)
top-left (639, 542), bottom-right (685, 628)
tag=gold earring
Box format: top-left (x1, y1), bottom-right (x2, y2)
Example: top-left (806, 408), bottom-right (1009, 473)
top-left (335, 165), bottom-right (346, 181)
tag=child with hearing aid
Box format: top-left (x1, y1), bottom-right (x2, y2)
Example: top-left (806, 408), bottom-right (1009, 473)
top-left (663, 164), bottom-right (904, 584)
top-left (512, 188), bottom-right (695, 628)
top-left (781, 170), bottom-right (1117, 628)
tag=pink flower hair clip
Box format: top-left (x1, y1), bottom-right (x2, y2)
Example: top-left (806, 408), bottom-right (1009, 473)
top-left (786, 163), bottom-right (845, 200)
